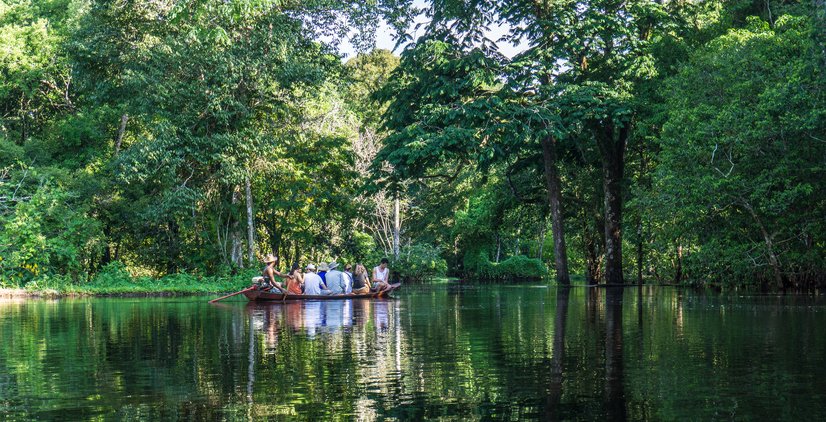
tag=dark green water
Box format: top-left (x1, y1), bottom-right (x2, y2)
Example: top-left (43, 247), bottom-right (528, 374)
top-left (1, 285), bottom-right (825, 420)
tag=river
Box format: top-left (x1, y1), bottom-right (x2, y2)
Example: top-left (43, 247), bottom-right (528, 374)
top-left (1, 284), bottom-right (824, 420)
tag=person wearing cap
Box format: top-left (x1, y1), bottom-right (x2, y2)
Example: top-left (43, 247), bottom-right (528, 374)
top-left (325, 261), bottom-right (346, 295)
top-left (261, 254), bottom-right (288, 293)
top-left (303, 264), bottom-right (331, 296)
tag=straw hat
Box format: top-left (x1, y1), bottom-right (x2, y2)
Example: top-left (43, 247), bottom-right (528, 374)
top-left (305, 263), bottom-right (316, 271)
top-left (328, 261), bottom-right (339, 270)
top-left (263, 254), bottom-right (277, 264)
top-left (318, 262), bottom-right (329, 271)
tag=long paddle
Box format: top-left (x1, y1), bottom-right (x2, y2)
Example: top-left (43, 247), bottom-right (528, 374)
top-left (209, 286), bottom-right (256, 303)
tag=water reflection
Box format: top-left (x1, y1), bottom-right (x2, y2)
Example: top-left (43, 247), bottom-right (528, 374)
top-left (543, 287), bottom-right (570, 420)
top-left (245, 299), bottom-right (395, 338)
top-left (2, 287), bottom-right (826, 420)
top-left (546, 287), bottom-right (627, 420)
top-left (604, 287), bottom-right (626, 421)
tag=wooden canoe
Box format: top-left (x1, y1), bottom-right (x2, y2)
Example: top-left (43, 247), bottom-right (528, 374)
top-left (243, 283), bottom-right (401, 301)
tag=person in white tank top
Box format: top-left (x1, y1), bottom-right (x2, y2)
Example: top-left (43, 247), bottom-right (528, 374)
top-left (372, 258), bottom-right (390, 292)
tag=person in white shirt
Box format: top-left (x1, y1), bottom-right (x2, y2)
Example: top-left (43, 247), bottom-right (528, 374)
top-left (303, 264), bottom-right (331, 295)
top-left (372, 258), bottom-right (390, 292)
top-left (343, 264), bottom-right (354, 294)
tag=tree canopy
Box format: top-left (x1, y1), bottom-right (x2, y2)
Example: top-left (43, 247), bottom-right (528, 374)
top-left (0, 0), bottom-right (823, 289)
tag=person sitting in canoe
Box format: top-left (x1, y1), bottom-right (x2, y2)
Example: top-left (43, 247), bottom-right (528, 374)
top-left (317, 262), bottom-right (329, 287)
top-left (303, 264), bottom-right (332, 296)
top-left (342, 264), bottom-right (353, 294)
top-left (261, 254), bottom-right (288, 293)
top-left (352, 264), bottom-right (370, 294)
top-left (288, 263), bottom-right (304, 295)
top-left (325, 261), bottom-right (347, 294)
top-left (372, 258), bottom-right (391, 292)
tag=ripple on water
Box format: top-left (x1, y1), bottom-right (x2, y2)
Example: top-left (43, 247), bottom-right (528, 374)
top-left (0, 288), bottom-right (825, 420)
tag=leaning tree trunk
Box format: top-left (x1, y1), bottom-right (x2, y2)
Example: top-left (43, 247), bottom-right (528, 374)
top-left (541, 135), bottom-right (571, 285)
top-left (741, 199), bottom-right (784, 290)
top-left (596, 122), bottom-right (629, 285)
top-left (114, 114), bottom-right (128, 154)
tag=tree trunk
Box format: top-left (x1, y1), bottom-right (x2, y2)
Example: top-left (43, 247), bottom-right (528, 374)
top-left (674, 242), bottom-right (683, 284)
top-left (596, 123), bottom-right (628, 285)
top-left (541, 136), bottom-right (571, 285)
top-left (393, 194), bottom-right (400, 259)
top-left (114, 114), bottom-right (128, 154)
top-left (167, 220), bottom-right (180, 274)
top-left (293, 242), bottom-right (300, 267)
top-left (583, 210), bottom-right (603, 284)
top-left (114, 239), bottom-right (121, 261)
top-left (495, 234), bottom-right (501, 263)
top-left (537, 218), bottom-right (546, 260)
top-left (230, 187), bottom-right (243, 268)
top-left (101, 224), bottom-right (112, 267)
top-left (636, 144), bottom-right (648, 286)
top-left (284, 241), bottom-right (292, 268)
top-left (585, 244), bottom-right (602, 284)
top-left (268, 211), bottom-right (278, 254)
top-left (742, 200), bottom-right (784, 290)
top-left (636, 218), bottom-right (644, 286)
top-left (245, 176), bottom-right (255, 265)
top-left (815, 0), bottom-right (826, 68)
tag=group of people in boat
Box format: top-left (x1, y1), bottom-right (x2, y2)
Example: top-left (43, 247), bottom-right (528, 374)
top-left (260, 254), bottom-right (392, 296)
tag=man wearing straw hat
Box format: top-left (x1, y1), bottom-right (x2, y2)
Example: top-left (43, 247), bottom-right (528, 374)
top-left (261, 254), bottom-right (288, 293)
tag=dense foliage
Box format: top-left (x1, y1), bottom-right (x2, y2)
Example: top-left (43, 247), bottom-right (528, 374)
top-left (0, 0), bottom-right (823, 290)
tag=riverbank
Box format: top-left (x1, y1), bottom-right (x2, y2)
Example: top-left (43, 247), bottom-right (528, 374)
top-left (1, 265), bottom-right (464, 299)
top-left (0, 284), bottom-right (246, 299)
top-left (1, 268), bottom-right (253, 298)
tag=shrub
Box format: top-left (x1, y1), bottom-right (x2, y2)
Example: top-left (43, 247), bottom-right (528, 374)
top-left (92, 261), bottom-right (133, 286)
top-left (462, 249), bottom-right (547, 280)
top-left (495, 255), bottom-right (547, 279)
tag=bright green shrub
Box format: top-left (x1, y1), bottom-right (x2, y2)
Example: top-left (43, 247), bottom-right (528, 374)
top-left (495, 255), bottom-right (548, 279)
top-left (462, 248), bottom-right (547, 280)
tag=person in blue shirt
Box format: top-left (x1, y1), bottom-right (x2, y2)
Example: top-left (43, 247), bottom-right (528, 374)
top-left (317, 262), bottom-right (329, 287)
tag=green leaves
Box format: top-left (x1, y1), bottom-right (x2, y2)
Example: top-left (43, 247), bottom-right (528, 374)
top-left (654, 14), bottom-right (825, 285)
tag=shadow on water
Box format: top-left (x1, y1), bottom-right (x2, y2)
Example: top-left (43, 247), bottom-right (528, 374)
top-left (541, 286), bottom-right (628, 421)
top-left (605, 287), bottom-right (626, 422)
top-left (542, 286), bottom-right (570, 420)
top-left (2, 285), bottom-right (826, 420)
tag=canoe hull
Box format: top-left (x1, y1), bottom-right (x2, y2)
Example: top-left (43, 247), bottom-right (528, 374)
top-left (243, 283), bottom-right (401, 301)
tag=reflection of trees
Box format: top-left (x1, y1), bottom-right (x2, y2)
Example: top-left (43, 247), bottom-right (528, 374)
top-left (543, 287), bottom-right (571, 420)
top-left (604, 287), bottom-right (626, 421)
top-left (4, 288), bottom-right (826, 420)
top-left (0, 299), bottom-right (253, 419)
